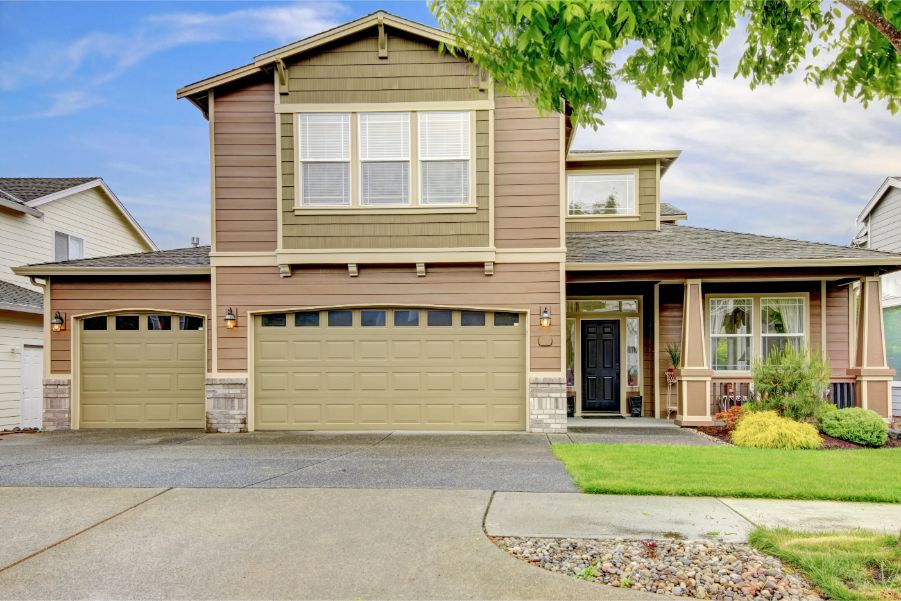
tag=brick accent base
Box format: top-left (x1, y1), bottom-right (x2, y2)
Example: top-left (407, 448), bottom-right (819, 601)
top-left (528, 374), bottom-right (567, 433)
top-left (42, 378), bottom-right (71, 431)
top-left (205, 377), bottom-right (248, 433)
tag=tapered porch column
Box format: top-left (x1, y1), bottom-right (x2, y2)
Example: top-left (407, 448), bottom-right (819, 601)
top-left (849, 276), bottom-right (894, 419)
top-left (676, 279), bottom-right (714, 426)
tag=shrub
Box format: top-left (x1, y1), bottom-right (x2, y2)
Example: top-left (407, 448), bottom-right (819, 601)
top-left (751, 346), bottom-right (831, 422)
top-left (715, 405), bottom-right (745, 432)
top-left (820, 407), bottom-right (888, 447)
top-left (732, 411), bottom-right (822, 450)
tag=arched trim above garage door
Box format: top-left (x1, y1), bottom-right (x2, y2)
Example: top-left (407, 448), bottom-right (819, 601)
top-left (71, 309), bottom-right (208, 430)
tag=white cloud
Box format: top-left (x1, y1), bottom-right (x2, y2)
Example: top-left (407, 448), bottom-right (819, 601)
top-left (31, 90), bottom-right (103, 118)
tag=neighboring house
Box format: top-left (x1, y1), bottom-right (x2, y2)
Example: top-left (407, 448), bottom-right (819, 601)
top-left (853, 176), bottom-right (901, 419)
top-left (15, 12), bottom-right (901, 433)
top-left (0, 178), bottom-right (155, 429)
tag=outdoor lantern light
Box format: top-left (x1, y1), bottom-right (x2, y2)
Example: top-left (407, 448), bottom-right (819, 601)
top-left (539, 306), bottom-right (551, 328)
top-left (224, 307), bottom-right (237, 329)
top-left (50, 311), bottom-right (65, 333)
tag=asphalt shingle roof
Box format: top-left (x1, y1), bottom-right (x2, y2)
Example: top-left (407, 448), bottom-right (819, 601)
top-left (0, 178), bottom-right (97, 202)
top-left (660, 203), bottom-right (685, 216)
top-left (0, 281), bottom-right (43, 312)
top-left (566, 223), bottom-right (901, 265)
top-left (22, 246), bottom-right (211, 270)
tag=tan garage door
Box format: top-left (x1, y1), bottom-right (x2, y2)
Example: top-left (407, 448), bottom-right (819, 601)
top-left (253, 308), bottom-right (526, 431)
top-left (79, 313), bottom-right (205, 428)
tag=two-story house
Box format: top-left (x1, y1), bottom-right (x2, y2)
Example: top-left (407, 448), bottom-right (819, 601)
top-left (853, 176), bottom-right (901, 419)
top-left (15, 12), bottom-right (901, 433)
top-left (0, 177), bottom-right (155, 430)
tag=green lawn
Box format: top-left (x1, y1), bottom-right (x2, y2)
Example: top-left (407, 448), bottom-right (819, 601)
top-left (750, 528), bottom-right (901, 600)
top-left (551, 444), bottom-right (901, 503)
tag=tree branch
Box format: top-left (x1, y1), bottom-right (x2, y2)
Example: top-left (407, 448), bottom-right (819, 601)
top-left (837, 0), bottom-right (901, 55)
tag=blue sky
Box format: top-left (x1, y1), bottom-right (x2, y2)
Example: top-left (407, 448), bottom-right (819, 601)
top-left (1, 1), bottom-right (898, 249)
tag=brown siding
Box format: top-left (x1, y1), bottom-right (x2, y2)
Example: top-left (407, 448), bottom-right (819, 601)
top-left (213, 76), bottom-right (278, 252)
top-left (566, 159), bottom-right (658, 233)
top-left (494, 95), bottom-right (562, 248)
top-left (215, 263), bottom-right (561, 373)
top-left (658, 284), bottom-right (684, 411)
top-left (827, 283), bottom-right (852, 378)
top-left (49, 277), bottom-right (212, 374)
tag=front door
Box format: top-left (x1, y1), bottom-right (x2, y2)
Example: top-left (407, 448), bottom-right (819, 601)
top-left (581, 320), bottom-right (620, 413)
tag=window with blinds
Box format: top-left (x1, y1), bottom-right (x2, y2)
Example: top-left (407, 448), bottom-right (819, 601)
top-left (299, 113), bottom-right (351, 206)
top-left (418, 112), bottom-right (470, 205)
top-left (359, 112), bottom-right (410, 205)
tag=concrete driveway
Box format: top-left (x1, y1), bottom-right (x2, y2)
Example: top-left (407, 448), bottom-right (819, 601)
top-left (0, 430), bottom-right (578, 491)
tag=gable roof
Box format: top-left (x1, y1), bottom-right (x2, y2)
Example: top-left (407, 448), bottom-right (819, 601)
top-left (857, 176), bottom-right (901, 224)
top-left (566, 223), bottom-right (901, 270)
top-left (660, 202), bottom-right (687, 221)
top-left (0, 281), bottom-right (43, 314)
top-left (13, 246), bottom-right (210, 276)
top-left (177, 11), bottom-right (452, 102)
top-left (0, 178), bottom-right (157, 250)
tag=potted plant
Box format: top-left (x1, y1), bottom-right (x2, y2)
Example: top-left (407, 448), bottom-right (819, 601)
top-left (665, 343), bottom-right (681, 375)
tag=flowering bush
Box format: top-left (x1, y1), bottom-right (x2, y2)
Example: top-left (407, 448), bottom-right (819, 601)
top-left (715, 405), bottom-right (745, 432)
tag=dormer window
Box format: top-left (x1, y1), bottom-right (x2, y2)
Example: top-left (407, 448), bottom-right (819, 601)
top-left (567, 170), bottom-right (638, 217)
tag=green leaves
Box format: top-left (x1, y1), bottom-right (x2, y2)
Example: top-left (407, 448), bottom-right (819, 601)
top-left (429, 0), bottom-right (901, 126)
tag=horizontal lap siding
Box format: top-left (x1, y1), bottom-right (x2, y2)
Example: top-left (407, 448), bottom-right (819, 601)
top-left (49, 277), bottom-right (212, 374)
top-left (869, 187), bottom-right (901, 251)
top-left (827, 284), bottom-right (851, 379)
top-left (494, 95), bottom-right (561, 248)
top-left (215, 263), bottom-right (561, 373)
top-left (566, 160), bottom-right (658, 232)
top-left (214, 77), bottom-right (278, 252)
top-left (658, 284), bottom-right (683, 410)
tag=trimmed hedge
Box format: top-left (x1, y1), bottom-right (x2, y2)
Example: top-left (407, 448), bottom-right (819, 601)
top-left (732, 411), bottom-right (822, 450)
top-left (820, 407), bottom-right (888, 447)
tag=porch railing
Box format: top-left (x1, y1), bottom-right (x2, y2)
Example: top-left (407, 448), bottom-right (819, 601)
top-left (709, 379), bottom-right (858, 417)
top-left (825, 381), bottom-right (857, 409)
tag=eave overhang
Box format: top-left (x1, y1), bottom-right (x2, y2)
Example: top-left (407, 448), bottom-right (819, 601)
top-left (12, 266), bottom-right (211, 277)
top-left (565, 257), bottom-right (901, 272)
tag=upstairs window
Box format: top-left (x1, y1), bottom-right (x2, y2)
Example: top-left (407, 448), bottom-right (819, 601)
top-left (299, 113), bottom-right (351, 206)
top-left (567, 171), bottom-right (637, 217)
top-left (359, 112), bottom-right (410, 205)
top-left (54, 231), bottom-right (84, 261)
top-left (419, 112), bottom-right (470, 205)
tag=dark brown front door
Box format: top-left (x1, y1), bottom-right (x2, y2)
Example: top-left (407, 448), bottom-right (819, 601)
top-left (581, 320), bottom-right (620, 412)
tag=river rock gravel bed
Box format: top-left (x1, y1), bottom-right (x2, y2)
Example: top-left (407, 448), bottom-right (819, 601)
top-left (491, 537), bottom-right (823, 600)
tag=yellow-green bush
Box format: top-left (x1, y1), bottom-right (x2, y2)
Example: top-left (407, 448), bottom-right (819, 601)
top-left (732, 411), bottom-right (822, 450)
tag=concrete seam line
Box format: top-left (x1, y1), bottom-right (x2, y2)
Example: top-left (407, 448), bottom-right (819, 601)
top-left (0, 487), bottom-right (173, 574)
top-left (481, 490), bottom-right (497, 537)
top-left (715, 497), bottom-right (760, 529)
top-left (240, 431), bottom-right (396, 489)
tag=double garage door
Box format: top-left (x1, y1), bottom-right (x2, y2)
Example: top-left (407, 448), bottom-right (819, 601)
top-left (79, 313), bottom-right (206, 428)
top-left (254, 307), bottom-right (526, 430)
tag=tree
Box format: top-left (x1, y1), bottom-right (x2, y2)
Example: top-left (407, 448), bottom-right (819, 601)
top-left (430, 0), bottom-right (901, 128)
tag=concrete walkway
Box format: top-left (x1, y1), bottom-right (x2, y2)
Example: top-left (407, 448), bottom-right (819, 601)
top-left (486, 492), bottom-right (901, 543)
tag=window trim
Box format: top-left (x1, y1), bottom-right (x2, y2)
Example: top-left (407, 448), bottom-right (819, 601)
top-left (565, 168), bottom-right (640, 220)
top-left (296, 112), bottom-right (352, 208)
top-left (293, 109), bottom-right (477, 213)
top-left (706, 293), bottom-right (810, 374)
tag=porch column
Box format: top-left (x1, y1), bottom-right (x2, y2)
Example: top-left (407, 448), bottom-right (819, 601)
top-left (676, 279), bottom-right (714, 426)
top-left (848, 276), bottom-right (894, 419)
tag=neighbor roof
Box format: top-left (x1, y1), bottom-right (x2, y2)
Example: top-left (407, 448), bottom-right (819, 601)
top-left (567, 150), bottom-right (681, 175)
top-left (13, 246), bottom-right (210, 276)
top-left (0, 281), bottom-right (43, 314)
top-left (566, 223), bottom-right (901, 270)
top-left (660, 203), bottom-right (686, 218)
top-left (0, 178), bottom-right (97, 202)
top-left (856, 176), bottom-right (901, 224)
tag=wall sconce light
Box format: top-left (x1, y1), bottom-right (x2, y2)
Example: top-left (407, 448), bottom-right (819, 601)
top-left (224, 307), bottom-right (237, 329)
top-left (50, 311), bottom-right (65, 333)
top-left (539, 306), bottom-right (552, 328)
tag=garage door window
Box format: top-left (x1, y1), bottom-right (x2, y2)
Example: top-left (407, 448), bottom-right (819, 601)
top-left (147, 315), bottom-right (171, 331)
top-left (115, 315), bottom-right (139, 331)
top-left (361, 310), bottom-right (386, 327)
top-left (179, 316), bottom-right (204, 330)
top-left (461, 311), bottom-right (485, 326)
top-left (427, 310), bottom-right (452, 326)
top-left (328, 310), bottom-right (353, 327)
top-left (262, 314), bottom-right (287, 327)
top-left (494, 312), bottom-right (519, 326)
top-left (394, 310), bottom-right (420, 327)
top-left (83, 316), bottom-right (107, 330)
top-left (295, 312), bottom-right (319, 327)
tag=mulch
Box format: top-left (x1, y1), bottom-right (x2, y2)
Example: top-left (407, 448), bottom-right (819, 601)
top-left (688, 426), bottom-right (900, 450)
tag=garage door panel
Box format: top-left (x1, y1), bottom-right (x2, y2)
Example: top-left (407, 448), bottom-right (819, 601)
top-left (146, 373), bottom-right (173, 391)
top-left (254, 309), bottom-right (525, 431)
top-left (177, 342), bottom-right (204, 362)
top-left (112, 343), bottom-right (142, 361)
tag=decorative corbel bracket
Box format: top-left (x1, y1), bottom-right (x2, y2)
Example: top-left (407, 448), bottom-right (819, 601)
top-left (278, 264), bottom-right (292, 278)
top-left (377, 16), bottom-right (388, 59)
top-left (416, 263), bottom-right (426, 277)
top-left (276, 59), bottom-right (289, 95)
top-left (478, 68), bottom-right (490, 92)
top-left (348, 263), bottom-right (359, 277)
top-left (484, 261), bottom-right (494, 276)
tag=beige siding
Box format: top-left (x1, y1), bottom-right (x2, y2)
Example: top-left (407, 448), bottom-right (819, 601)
top-left (566, 160), bottom-right (658, 233)
top-left (214, 76), bottom-right (279, 252)
top-left (49, 277), bottom-right (212, 374)
top-left (0, 187), bottom-right (151, 290)
top-left (0, 311), bottom-right (42, 428)
top-left (215, 263), bottom-right (562, 373)
top-left (494, 95), bottom-right (562, 248)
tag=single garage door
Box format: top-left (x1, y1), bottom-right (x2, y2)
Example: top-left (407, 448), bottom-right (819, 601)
top-left (79, 313), bottom-right (205, 428)
top-left (254, 308), bottom-right (526, 430)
